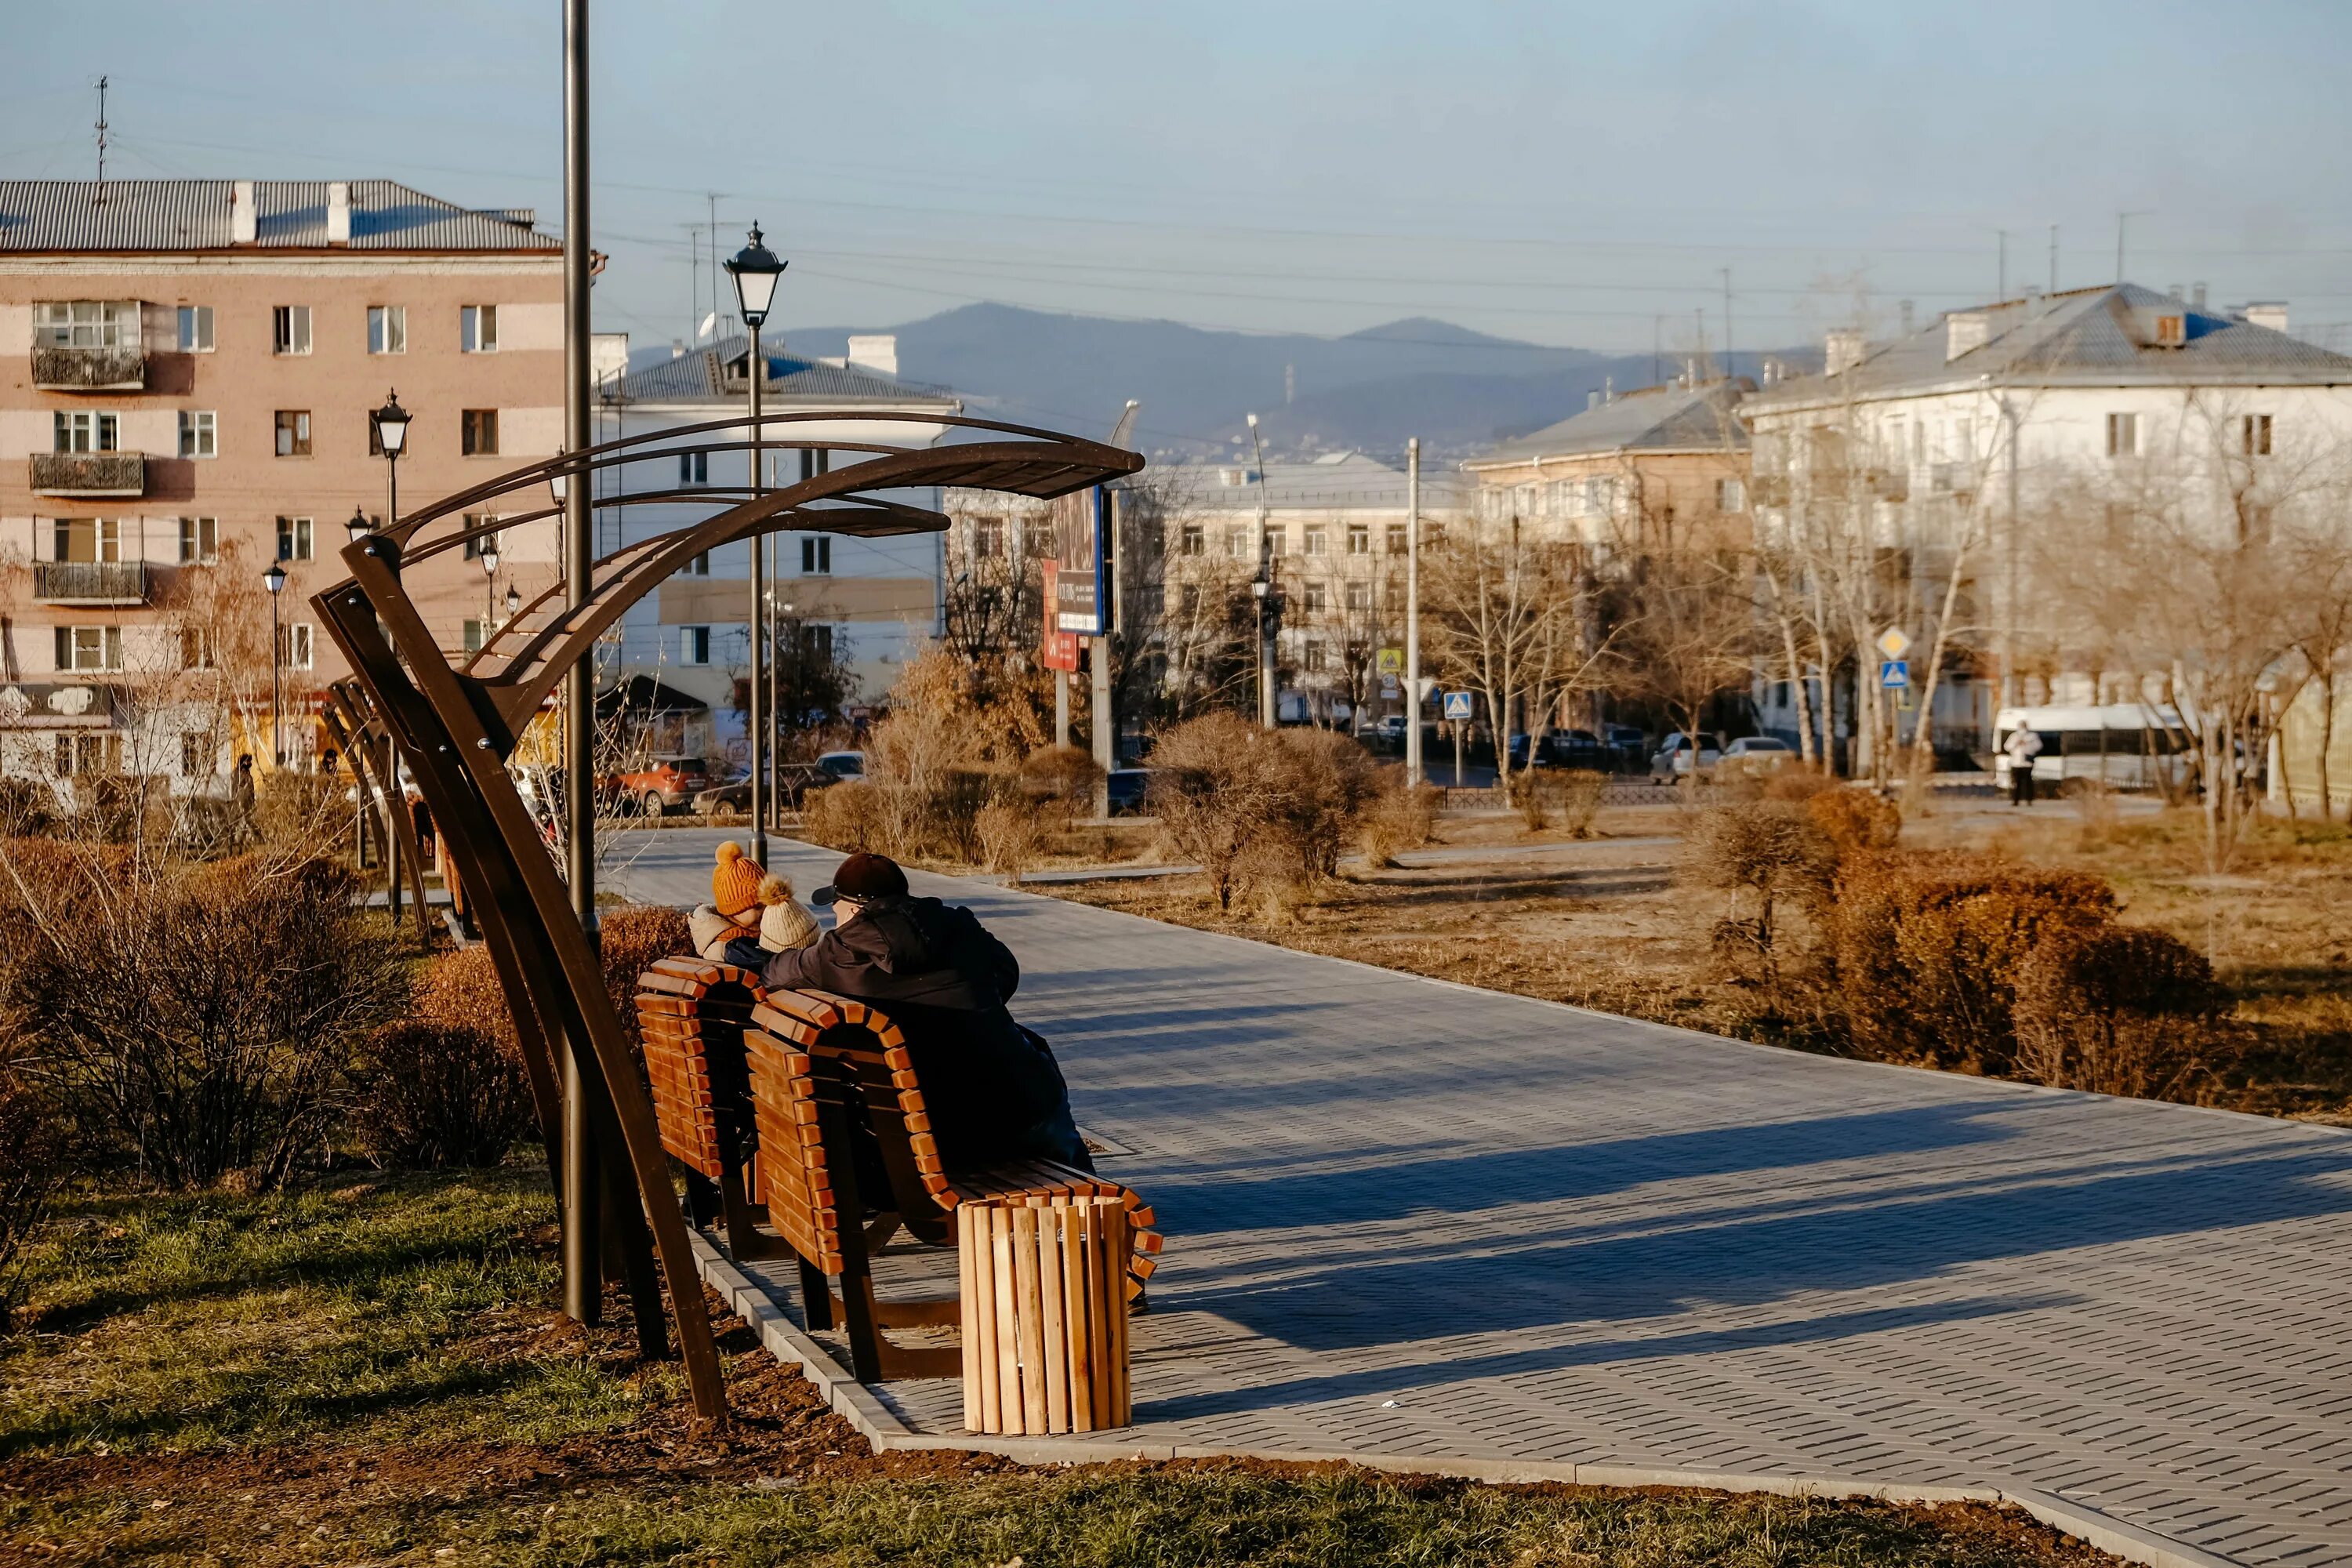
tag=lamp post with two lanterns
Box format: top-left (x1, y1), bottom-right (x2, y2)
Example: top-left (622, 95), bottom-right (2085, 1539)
top-left (364, 391), bottom-right (411, 923)
top-left (724, 223), bottom-right (786, 860)
top-left (263, 559), bottom-right (286, 766)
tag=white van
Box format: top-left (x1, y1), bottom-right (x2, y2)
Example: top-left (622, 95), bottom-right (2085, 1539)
top-left (1992, 704), bottom-right (2193, 793)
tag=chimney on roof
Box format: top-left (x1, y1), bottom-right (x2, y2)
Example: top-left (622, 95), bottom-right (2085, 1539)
top-left (326, 181), bottom-right (351, 245)
top-left (2192, 281), bottom-right (2208, 311)
top-left (1587, 390), bottom-right (1601, 412)
top-left (2167, 283), bottom-right (2183, 303)
top-left (1603, 375), bottom-right (1613, 403)
top-left (845, 334), bottom-right (898, 377)
top-left (1825, 328), bottom-right (1866, 376)
top-left (670, 338), bottom-right (686, 360)
top-left (1899, 299), bottom-right (1915, 336)
top-left (1946, 311), bottom-right (1991, 363)
top-left (230, 180), bottom-right (256, 245)
top-left (2246, 301), bottom-right (2289, 333)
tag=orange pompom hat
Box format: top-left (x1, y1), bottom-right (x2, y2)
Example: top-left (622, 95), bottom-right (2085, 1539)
top-left (711, 840), bottom-right (765, 918)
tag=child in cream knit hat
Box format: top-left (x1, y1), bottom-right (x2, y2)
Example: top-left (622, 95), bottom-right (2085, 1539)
top-left (755, 873), bottom-right (820, 953)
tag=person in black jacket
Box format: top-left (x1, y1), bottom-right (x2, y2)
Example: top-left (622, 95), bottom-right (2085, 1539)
top-left (735, 852), bottom-right (1091, 1173)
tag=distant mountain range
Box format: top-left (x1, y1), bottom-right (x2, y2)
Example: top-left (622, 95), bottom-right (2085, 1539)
top-left (635, 302), bottom-right (1805, 463)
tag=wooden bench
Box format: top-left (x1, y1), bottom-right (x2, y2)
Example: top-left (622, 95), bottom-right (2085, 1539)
top-left (633, 956), bottom-right (1163, 1385)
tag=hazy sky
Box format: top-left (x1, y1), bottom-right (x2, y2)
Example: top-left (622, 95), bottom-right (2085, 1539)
top-left (13, 1), bottom-right (2352, 357)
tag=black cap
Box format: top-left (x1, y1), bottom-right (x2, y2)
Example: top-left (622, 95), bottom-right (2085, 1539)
top-left (812, 851), bottom-right (908, 906)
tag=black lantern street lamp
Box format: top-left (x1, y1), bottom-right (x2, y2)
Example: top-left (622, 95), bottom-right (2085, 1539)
top-left (725, 223), bottom-right (787, 859)
top-left (374, 390), bottom-right (411, 525)
top-left (506, 584), bottom-right (522, 621)
top-left (347, 504), bottom-right (371, 546)
top-left (263, 560), bottom-right (288, 765)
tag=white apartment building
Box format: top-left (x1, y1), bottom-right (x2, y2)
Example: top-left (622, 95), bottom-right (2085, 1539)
top-left (1739, 282), bottom-right (2352, 751)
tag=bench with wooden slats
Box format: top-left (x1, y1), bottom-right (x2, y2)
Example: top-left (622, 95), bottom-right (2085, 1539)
top-left (633, 956), bottom-right (778, 1261)
top-left (742, 988), bottom-right (1162, 1386)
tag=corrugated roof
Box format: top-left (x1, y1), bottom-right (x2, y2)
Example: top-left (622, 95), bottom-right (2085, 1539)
top-left (612, 337), bottom-right (959, 405)
top-left (0, 180), bottom-right (557, 252)
top-left (1465, 379), bottom-right (1751, 469)
top-left (1160, 452), bottom-right (1470, 510)
top-left (1748, 283), bottom-right (2352, 408)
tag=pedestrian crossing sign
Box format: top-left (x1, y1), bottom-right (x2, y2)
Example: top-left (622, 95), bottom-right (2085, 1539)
top-left (1443, 691), bottom-right (1475, 720)
top-left (1880, 659), bottom-right (1910, 689)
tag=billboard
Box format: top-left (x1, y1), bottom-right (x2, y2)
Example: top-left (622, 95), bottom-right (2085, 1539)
top-left (1052, 485), bottom-right (1109, 636)
top-left (1040, 560), bottom-right (1080, 672)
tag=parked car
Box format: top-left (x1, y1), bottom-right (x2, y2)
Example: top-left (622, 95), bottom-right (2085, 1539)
top-left (1715, 735), bottom-right (1795, 779)
top-left (606, 753), bottom-right (709, 817)
top-left (1105, 768), bottom-right (1152, 816)
top-left (1548, 728), bottom-right (1613, 770)
top-left (815, 750), bottom-right (866, 783)
top-left (1649, 732), bottom-right (1723, 784)
top-left (1603, 724), bottom-right (1647, 771)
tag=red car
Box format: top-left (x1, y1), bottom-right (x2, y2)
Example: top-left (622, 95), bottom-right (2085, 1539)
top-left (604, 753), bottom-right (709, 818)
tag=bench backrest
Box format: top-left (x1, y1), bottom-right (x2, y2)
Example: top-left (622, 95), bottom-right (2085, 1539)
top-left (634, 956), bottom-right (767, 1181)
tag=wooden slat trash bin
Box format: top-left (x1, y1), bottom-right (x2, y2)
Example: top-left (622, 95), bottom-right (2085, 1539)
top-left (959, 1191), bottom-right (1131, 1435)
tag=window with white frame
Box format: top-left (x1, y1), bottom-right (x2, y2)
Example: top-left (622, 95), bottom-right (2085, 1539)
top-left (273, 305), bottom-right (312, 355)
top-left (676, 551), bottom-right (710, 576)
top-left (1345, 580), bottom-right (1372, 612)
top-left (1265, 524), bottom-right (1287, 557)
top-left (971, 517), bottom-right (1005, 557)
top-left (176, 304), bottom-right (213, 352)
top-left (1303, 638), bottom-right (1327, 673)
top-left (801, 535), bottom-right (832, 574)
top-left (275, 409), bottom-right (311, 456)
top-left (2105, 412), bottom-right (2140, 459)
top-left (55, 626), bottom-right (123, 671)
top-left (54, 410), bottom-right (118, 452)
top-left (461, 304), bottom-right (499, 353)
top-left (2243, 413), bottom-right (2274, 457)
top-left (277, 516), bottom-right (314, 561)
top-left (181, 731), bottom-right (217, 776)
top-left (1386, 522), bottom-right (1406, 554)
top-left (1301, 581), bottom-right (1327, 612)
top-left (1584, 476), bottom-right (1606, 512)
top-left (677, 450), bottom-right (708, 486)
top-left (180, 626), bottom-right (216, 670)
top-left (367, 305), bottom-right (406, 355)
top-left (1303, 525), bottom-right (1327, 557)
top-left (462, 619), bottom-right (486, 654)
top-left (179, 410), bottom-right (216, 458)
top-left (52, 517), bottom-right (122, 563)
top-left (460, 519), bottom-right (501, 560)
top-left (681, 625), bottom-right (712, 665)
top-left (282, 622), bottom-right (314, 670)
top-left (1179, 521), bottom-right (1204, 556)
top-left (1716, 477), bottom-right (1745, 512)
top-left (35, 300), bottom-right (135, 347)
top-left (1228, 524), bottom-right (1252, 560)
top-left (1347, 522), bottom-right (1370, 556)
top-left (179, 517), bottom-right (218, 564)
top-left (56, 735), bottom-right (122, 776)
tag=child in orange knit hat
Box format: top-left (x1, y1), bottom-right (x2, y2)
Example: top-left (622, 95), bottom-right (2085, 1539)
top-left (688, 840), bottom-right (766, 960)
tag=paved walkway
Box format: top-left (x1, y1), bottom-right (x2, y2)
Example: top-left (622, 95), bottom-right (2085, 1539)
top-left (616, 830), bottom-right (2352, 1568)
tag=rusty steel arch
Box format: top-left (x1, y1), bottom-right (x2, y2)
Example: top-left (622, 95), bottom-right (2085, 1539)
top-left (313, 412), bottom-right (1142, 1419)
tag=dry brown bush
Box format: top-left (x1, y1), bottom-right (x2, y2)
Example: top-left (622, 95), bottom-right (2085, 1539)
top-left (350, 1020), bottom-right (535, 1169)
top-left (1831, 854), bottom-right (2117, 1075)
top-left (1017, 746), bottom-right (1105, 829)
top-left (598, 904), bottom-right (691, 1050)
top-left (1149, 711), bottom-right (1267, 910)
top-left (976, 796), bottom-right (1048, 882)
top-left (1684, 803), bottom-right (1838, 1006)
top-left (1269, 730), bottom-right (1383, 884)
top-left (1809, 786), bottom-right (1903, 861)
top-left (800, 779), bottom-right (889, 853)
top-left (415, 944), bottom-right (518, 1058)
top-left (0, 1045), bottom-right (62, 1332)
top-left (1559, 770), bottom-right (1608, 839)
top-left (2013, 925), bottom-right (2232, 1101)
top-left (1762, 764), bottom-right (1841, 804)
top-left (1508, 769), bottom-right (1561, 830)
top-left (1361, 779), bottom-right (1439, 868)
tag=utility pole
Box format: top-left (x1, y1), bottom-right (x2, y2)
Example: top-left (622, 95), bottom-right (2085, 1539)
top-left (1997, 229), bottom-right (2008, 301)
top-left (1248, 413), bottom-right (1275, 728)
top-left (93, 77), bottom-right (108, 199)
top-left (1720, 267), bottom-right (1733, 380)
top-left (1091, 488), bottom-right (1117, 815)
top-left (1405, 437), bottom-right (1423, 788)
top-left (560, 0), bottom-right (601, 1327)
top-left (2049, 224), bottom-right (2059, 294)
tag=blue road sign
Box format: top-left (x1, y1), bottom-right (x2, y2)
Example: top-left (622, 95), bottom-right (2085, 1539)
top-left (1880, 659), bottom-right (1910, 689)
top-left (1443, 691), bottom-right (1475, 720)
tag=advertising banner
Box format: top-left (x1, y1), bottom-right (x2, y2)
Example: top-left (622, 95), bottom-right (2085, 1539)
top-left (1040, 559), bottom-right (1081, 672)
top-left (1051, 485), bottom-right (1109, 636)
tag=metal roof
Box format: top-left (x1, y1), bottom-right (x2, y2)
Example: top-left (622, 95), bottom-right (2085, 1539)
top-left (0, 180), bottom-right (558, 252)
top-left (1747, 283), bottom-right (2352, 410)
top-left (1160, 452), bottom-right (1470, 510)
top-left (1465, 379), bottom-right (1751, 469)
top-left (612, 337), bottom-right (959, 406)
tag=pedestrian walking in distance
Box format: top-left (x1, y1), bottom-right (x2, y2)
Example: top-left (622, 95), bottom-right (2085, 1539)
top-left (2005, 725), bottom-right (2043, 807)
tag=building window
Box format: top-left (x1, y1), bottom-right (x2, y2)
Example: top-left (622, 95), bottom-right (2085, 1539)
top-left (1301, 581), bottom-right (1328, 613)
top-left (367, 305), bottom-right (407, 355)
top-left (1265, 525), bottom-right (1287, 557)
top-left (1303, 525), bottom-right (1327, 557)
top-left (52, 518), bottom-right (122, 563)
top-left (462, 305), bottom-right (499, 354)
top-left (678, 450), bottom-right (708, 485)
top-left (54, 410), bottom-right (119, 452)
top-left (277, 516), bottom-right (314, 561)
top-left (56, 735), bottom-right (122, 777)
top-left (1384, 580), bottom-right (1404, 612)
top-left (1344, 523), bottom-right (1369, 555)
top-left (461, 409), bottom-right (499, 456)
top-left (1228, 524), bottom-right (1251, 560)
top-left (801, 535), bottom-right (833, 574)
top-left (55, 626), bottom-right (123, 672)
top-left (1345, 580), bottom-right (1372, 612)
top-left (681, 625), bottom-right (712, 665)
top-left (1179, 584), bottom-right (1201, 617)
top-left (176, 305), bottom-right (213, 352)
top-left (462, 619), bottom-right (485, 654)
top-left (676, 551), bottom-right (710, 576)
top-left (273, 305), bottom-right (312, 356)
top-left (971, 517), bottom-right (1005, 558)
top-left (460, 520), bottom-right (501, 560)
top-left (1303, 639), bottom-right (1327, 673)
top-left (2243, 414), bottom-right (2274, 457)
top-left (282, 623), bottom-right (314, 670)
top-left (275, 409), bottom-right (312, 457)
top-left (180, 626), bottom-right (216, 670)
top-left (1179, 521), bottom-right (1204, 557)
top-left (179, 410), bottom-right (217, 458)
top-left (36, 300), bottom-right (135, 347)
top-left (1716, 477), bottom-right (1745, 511)
top-left (1386, 522), bottom-right (1407, 554)
top-left (179, 516), bottom-right (218, 564)
top-left (2106, 412), bottom-right (2139, 458)
top-left (181, 731), bottom-right (217, 777)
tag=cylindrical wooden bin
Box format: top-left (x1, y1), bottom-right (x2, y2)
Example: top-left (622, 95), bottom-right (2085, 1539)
top-left (958, 1192), bottom-right (1131, 1434)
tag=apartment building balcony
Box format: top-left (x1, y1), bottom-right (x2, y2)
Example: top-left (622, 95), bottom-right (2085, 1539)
top-left (1866, 466), bottom-right (1911, 503)
top-left (30, 452), bottom-right (143, 497)
top-left (33, 561), bottom-right (154, 606)
top-left (31, 345), bottom-right (145, 390)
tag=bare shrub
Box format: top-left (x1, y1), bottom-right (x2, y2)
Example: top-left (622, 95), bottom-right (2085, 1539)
top-left (0, 1048), bottom-right (63, 1332)
top-left (1831, 854), bottom-right (2117, 1075)
top-left (2013, 925), bottom-right (2231, 1101)
top-left (254, 770), bottom-right (354, 857)
top-left (1152, 718), bottom-right (1380, 911)
top-left (1559, 769), bottom-right (1608, 839)
top-left (597, 903), bottom-right (692, 1051)
top-left (2074, 778), bottom-right (2121, 850)
top-left (1149, 712), bottom-right (1264, 909)
top-left (1508, 769), bottom-right (1559, 830)
top-left (0, 780), bottom-right (56, 837)
top-left (1362, 778), bottom-right (1438, 868)
top-left (351, 1021), bottom-right (535, 1169)
top-left (1762, 764), bottom-right (1841, 804)
top-left (416, 944), bottom-right (517, 1058)
top-left (801, 779), bottom-right (888, 853)
top-left (976, 796), bottom-right (1048, 882)
top-left (2, 851), bottom-right (406, 1190)
top-left (1267, 730), bottom-right (1382, 884)
top-left (1808, 786), bottom-right (1902, 861)
top-left (1685, 803), bottom-right (1837, 1006)
top-left (1017, 746), bottom-right (1105, 829)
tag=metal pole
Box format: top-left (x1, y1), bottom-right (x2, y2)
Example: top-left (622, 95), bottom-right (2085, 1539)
top-left (385, 453), bottom-right (401, 928)
top-left (1091, 492), bottom-right (1116, 816)
top-left (2002, 393), bottom-right (2020, 717)
top-left (1249, 415), bottom-right (1273, 728)
top-left (561, 0), bottom-right (601, 1327)
top-left (1405, 437), bottom-right (1423, 788)
top-left (747, 320), bottom-right (767, 865)
top-left (270, 592), bottom-right (281, 768)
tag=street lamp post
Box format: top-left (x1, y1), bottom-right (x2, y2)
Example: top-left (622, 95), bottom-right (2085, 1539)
top-left (371, 392), bottom-right (412, 926)
top-left (1247, 413), bottom-right (1276, 728)
top-left (481, 535), bottom-right (501, 644)
top-left (724, 223), bottom-right (786, 862)
top-left (1406, 437), bottom-right (1423, 788)
top-left (263, 561), bottom-right (287, 766)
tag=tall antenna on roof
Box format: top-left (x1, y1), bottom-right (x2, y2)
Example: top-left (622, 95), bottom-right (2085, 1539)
top-left (93, 76), bottom-right (109, 204)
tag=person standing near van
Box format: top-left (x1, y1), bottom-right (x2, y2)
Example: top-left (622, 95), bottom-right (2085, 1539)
top-left (2004, 726), bottom-right (2043, 806)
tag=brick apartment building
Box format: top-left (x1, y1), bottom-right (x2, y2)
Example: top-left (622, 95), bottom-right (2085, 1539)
top-left (0, 179), bottom-right (562, 791)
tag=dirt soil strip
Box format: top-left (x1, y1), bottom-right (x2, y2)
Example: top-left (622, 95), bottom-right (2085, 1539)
top-left (688, 1230), bottom-right (2243, 1568)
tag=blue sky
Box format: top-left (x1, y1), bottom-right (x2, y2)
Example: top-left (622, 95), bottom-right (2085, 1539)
top-left (13, 0), bottom-right (2352, 354)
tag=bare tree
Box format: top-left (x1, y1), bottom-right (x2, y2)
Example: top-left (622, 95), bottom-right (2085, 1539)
top-left (1423, 514), bottom-right (1602, 792)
